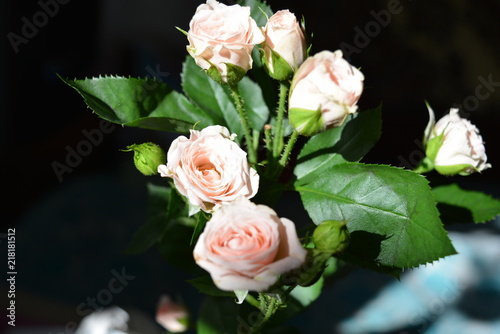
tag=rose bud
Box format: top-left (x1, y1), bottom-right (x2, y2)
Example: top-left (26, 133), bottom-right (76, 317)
top-left (193, 197), bottom-right (307, 292)
top-left (289, 220), bottom-right (350, 287)
top-left (157, 125), bottom-right (259, 214)
top-left (423, 105), bottom-right (491, 175)
top-left (288, 50), bottom-right (364, 136)
top-left (155, 295), bottom-right (189, 333)
top-left (261, 10), bottom-right (307, 81)
top-left (313, 220), bottom-right (350, 254)
top-left (122, 142), bottom-right (166, 176)
top-left (186, 0), bottom-right (265, 85)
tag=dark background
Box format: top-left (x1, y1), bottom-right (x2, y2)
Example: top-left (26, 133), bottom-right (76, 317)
top-left (2, 0), bottom-right (500, 333)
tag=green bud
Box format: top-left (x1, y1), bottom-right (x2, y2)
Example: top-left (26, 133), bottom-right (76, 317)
top-left (313, 220), bottom-right (350, 254)
top-left (291, 221), bottom-right (350, 287)
top-left (435, 163), bottom-right (477, 176)
top-left (424, 133), bottom-right (444, 163)
top-left (122, 142), bottom-right (166, 176)
top-left (206, 62), bottom-right (247, 86)
top-left (261, 48), bottom-right (294, 81)
top-left (288, 107), bottom-right (325, 137)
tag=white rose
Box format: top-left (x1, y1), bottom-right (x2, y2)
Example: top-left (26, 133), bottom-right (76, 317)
top-left (288, 50), bottom-right (364, 136)
top-left (193, 198), bottom-right (307, 292)
top-left (186, 0), bottom-right (265, 84)
top-left (425, 107), bottom-right (491, 175)
top-left (262, 10), bottom-right (307, 80)
top-left (158, 125), bottom-right (259, 213)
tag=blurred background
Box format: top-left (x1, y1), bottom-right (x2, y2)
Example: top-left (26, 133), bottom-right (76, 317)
top-left (2, 0), bottom-right (500, 333)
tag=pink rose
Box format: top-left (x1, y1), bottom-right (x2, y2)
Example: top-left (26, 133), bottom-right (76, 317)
top-left (187, 0), bottom-right (265, 84)
top-left (156, 295), bottom-right (189, 333)
top-left (193, 198), bottom-right (307, 292)
top-left (262, 10), bottom-right (307, 80)
top-left (157, 125), bottom-right (259, 213)
top-left (289, 50), bottom-right (364, 135)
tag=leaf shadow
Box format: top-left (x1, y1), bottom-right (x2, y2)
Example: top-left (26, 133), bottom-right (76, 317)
top-left (436, 202), bottom-right (474, 225)
top-left (340, 230), bottom-right (401, 277)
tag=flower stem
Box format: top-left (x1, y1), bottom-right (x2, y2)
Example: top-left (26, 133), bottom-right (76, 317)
top-left (264, 124), bottom-right (273, 169)
top-left (249, 295), bottom-right (279, 334)
top-left (245, 293), bottom-right (260, 309)
top-left (278, 130), bottom-right (299, 170)
top-left (412, 157), bottom-right (434, 174)
top-left (229, 84), bottom-right (257, 165)
top-left (272, 81), bottom-right (290, 160)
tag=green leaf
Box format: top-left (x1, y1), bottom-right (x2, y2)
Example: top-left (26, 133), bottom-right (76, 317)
top-left (238, 0), bottom-right (274, 26)
top-left (157, 217), bottom-right (198, 273)
top-left (240, 0), bottom-right (278, 112)
top-left (126, 183), bottom-right (172, 254)
top-left (126, 183), bottom-right (198, 272)
top-left (250, 47), bottom-right (279, 113)
top-left (197, 296), bottom-right (241, 334)
top-left (60, 75), bottom-right (213, 133)
top-left (294, 105), bottom-right (382, 181)
top-left (432, 183), bottom-right (500, 224)
top-left (181, 56), bottom-right (243, 140)
top-left (295, 163), bottom-right (456, 272)
top-left (190, 211), bottom-right (210, 246)
top-left (181, 56), bottom-right (270, 140)
top-left (238, 76), bottom-right (271, 131)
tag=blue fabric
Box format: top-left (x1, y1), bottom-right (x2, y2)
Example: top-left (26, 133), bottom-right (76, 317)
top-left (336, 228), bottom-right (500, 334)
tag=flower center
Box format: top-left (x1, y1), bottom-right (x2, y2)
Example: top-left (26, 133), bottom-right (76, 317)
top-left (198, 163), bottom-right (221, 181)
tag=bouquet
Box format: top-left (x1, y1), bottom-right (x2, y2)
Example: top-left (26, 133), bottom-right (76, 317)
top-left (60, 0), bottom-right (500, 333)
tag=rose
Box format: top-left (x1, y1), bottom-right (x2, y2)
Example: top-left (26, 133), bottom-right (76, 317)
top-left (288, 50), bottom-right (364, 136)
top-left (156, 295), bottom-right (189, 333)
top-left (193, 198), bottom-right (307, 292)
top-left (261, 10), bottom-right (307, 80)
top-left (423, 106), bottom-right (491, 175)
top-left (157, 125), bottom-right (259, 213)
top-left (186, 0), bottom-right (265, 85)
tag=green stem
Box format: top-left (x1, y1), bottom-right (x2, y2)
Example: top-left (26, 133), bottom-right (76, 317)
top-left (272, 81), bottom-right (290, 160)
top-left (283, 284), bottom-right (297, 298)
top-left (245, 293), bottom-right (260, 309)
top-left (413, 157), bottom-right (434, 174)
top-left (278, 130), bottom-right (299, 170)
top-left (229, 84), bottom-right (257, 164)
top-left (264, 124), bottom-right (273, 169)
top-left (249, 296), bottom-right (279, 334)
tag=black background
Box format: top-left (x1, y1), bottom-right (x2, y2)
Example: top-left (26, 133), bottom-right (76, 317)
top-left (2, 0), bottom-right (500, 333)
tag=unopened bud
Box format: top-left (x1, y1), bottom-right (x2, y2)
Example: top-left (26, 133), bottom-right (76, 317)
top-left (313, 220), bottom-right (350, 254)
top-left (122, 142), bottom-right (166, 176)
